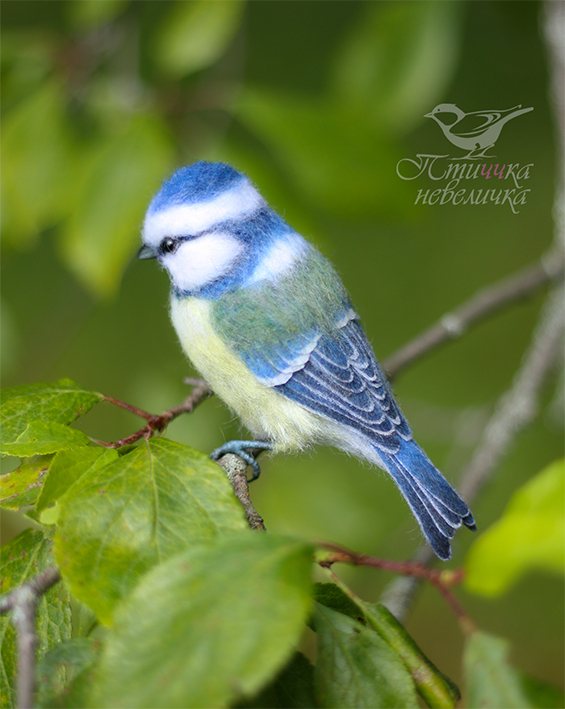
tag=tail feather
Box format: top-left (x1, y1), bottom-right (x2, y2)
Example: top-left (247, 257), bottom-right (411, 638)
top-left (407, 470), bottom-right (464, 528)
top-left (379, 440), bottom-right (475, 560)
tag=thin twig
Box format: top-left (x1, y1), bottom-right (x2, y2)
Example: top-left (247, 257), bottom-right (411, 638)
top-left (0, 566), bottom-right (62, 709)
top-left (383, 249), bottom-right (563, 380)
top-left (94, 380), bottom-right (212, 449)
top-left (317, 543), bottom-right (475, 630)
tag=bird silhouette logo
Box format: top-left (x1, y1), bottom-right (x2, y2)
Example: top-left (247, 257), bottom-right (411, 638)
top-left (425, 103), bottom-right (534, 159)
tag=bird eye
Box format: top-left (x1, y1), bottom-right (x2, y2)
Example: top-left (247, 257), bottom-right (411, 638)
top-left (160, 237), bottom-right (178, 255)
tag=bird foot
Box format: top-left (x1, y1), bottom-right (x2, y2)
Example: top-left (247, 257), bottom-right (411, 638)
top-left (210, 440), bottom-right (272, 480)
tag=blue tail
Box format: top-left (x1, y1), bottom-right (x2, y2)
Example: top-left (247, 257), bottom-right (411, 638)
top-left (379, 440), bottom-right (475, 560)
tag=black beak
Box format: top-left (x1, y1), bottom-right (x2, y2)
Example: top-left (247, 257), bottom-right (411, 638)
top-left (138, 244), bottom-right (158, 260)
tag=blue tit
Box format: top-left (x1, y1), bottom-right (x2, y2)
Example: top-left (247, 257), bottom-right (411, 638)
top-left (138, 161), bottom-right (475, 560)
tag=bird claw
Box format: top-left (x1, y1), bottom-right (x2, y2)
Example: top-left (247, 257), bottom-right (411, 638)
top-left (210, 440), bottom-right (272, 481)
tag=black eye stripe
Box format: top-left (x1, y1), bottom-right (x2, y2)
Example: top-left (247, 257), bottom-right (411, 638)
top-left (160, 233), bottom-right (203, 255)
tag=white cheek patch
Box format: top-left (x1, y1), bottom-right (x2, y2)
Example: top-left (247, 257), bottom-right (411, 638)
top-left (143, 179), bottom-right (263, 247)
top-left (163, 233), bottom-right (243, 291)
top-left (247, 234), bottom-right (308, 285)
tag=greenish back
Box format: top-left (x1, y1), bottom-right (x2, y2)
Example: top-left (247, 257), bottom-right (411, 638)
top-left (212, 247), bottom-right (352, 365)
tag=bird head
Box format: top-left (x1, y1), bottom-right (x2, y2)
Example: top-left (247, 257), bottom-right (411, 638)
top-left (139, 162), bottom-right (307, 296)
top-left (139, 162), bottom-right (263, 293)
top-left (424, 103), bottom-right (464, 126)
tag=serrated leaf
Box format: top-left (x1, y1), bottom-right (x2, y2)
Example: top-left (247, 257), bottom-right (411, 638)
top-left (36, 637), bottom-right (101, 709)
top-left (236, 652), bottom-right (317, 709)
top-left (0, 529), bottom-right (71, 709)
top-left (59, 115), bottom-right (174, 297)
top-left (36, 447), bottom-right (119, 513)
top-left (2, 79), bottom-right (73, 247)
top-left (0, 455), bottom-right (53, 510)
top-left (1, 421), bottom-right (90, 458)
top-left (89, 533), bottom-right (313, 709)
top-left (313, 603), bottom-right (418, 708)
top-left (464, 631), bottom-right (532, 709)
top-left (55, 438), bottom-right (247, 623)
top-left (465, 460), bottom-right (565, 596)
top-left (0, 379), bottom-right (102, 457)
top-left (155, 0), bottom-right (245, 77)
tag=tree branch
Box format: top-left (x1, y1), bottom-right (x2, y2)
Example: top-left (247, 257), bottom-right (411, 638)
top-left (381, 282), bottom-right (564, 620)
top-left (0, 566), bottom-right (62, 709)
top-left (380, 0), bottom-right (565, 622)
top-left (318, 543), bottom-right (475, 632)
top-left (94, 379), bottom-right (212, 449)
top-left (215, 453), bottom-right (266, 531)
top-left (383, 249), bottom-right (563, 381)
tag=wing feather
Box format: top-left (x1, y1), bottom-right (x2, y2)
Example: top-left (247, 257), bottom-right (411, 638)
top-left (270, 317), bottom-right (412, 452)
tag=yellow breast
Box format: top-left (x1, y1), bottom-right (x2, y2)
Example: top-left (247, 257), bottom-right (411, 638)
top-left (169, 296), bottom-right (329, 452)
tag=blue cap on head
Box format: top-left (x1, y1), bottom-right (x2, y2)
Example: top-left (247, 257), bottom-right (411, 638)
top-left (148, 161), bottom-right (245, 215)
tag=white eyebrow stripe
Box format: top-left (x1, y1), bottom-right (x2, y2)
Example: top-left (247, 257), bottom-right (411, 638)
top-left (246, 234), bottom-right (308, 285)
top-left (142, 179), bottom-right (263, 247)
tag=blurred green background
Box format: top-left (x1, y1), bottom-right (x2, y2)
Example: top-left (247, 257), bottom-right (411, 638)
top-left (2, 0), bottom-right (563, 695)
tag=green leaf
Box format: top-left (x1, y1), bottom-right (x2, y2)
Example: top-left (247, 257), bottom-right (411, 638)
top-left (0, 455), bottom-right (53, 510)
top-left (36, 637), bottom-right (101, 709)
top-left (464, 631), bottom-right (532, 709)
top-left (0, 379), bottom-right (103, 458)
top-left (465, 460), bottom-right (565, 596)
top-left (236, 652), bottom-right (317, 709)
top-left (2, 79), bottom-right (73, 247)
top-left (36, 447), bottom-right (119, 513)
top-left (365, 603), bottom-right (459, 708)
top-left (55, 438), bottom-right (247, 623)
top-left (0, 530), bottom-right (71, 709)
top-left (331, 2), bottom-right (463, 134)
top-left (319, 574), bottom-right (459, 708)
top-left (313, 582), bottom-right (365, 621)
top-left (59, 115), bottom-right (174, 298)
top-left (1, 421), bottom-right (90, 458)
top-left (235, 89), bottom-right (412, 220)
top-left (89, 533), bottom-right (313, 709)
top-left (154, 0), bottom-right (245, 77)
top-left (313, 603), bottom-right (419, 708)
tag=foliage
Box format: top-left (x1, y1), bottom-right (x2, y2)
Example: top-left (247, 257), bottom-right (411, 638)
top-left (1, 1), bottom-right (563, 706)
top-left (1, 1), bottom-right (462, 297)
top-left (1, 530), bottom-right (72, 708)
top-left (1, 380), bottom-right (563, 707)
top-left (465, 459), bottom-right (565, 596)
top-left (0, 381), bottom-right (440, 707)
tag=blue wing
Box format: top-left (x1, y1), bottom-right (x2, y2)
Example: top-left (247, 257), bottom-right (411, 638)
top-left (236, 310), bottom-right (475, 560)
top-left (275, 317), bottom-right (412, 453)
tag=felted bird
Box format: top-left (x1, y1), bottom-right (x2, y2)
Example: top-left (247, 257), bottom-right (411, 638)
top-left (138, 161), bottom-right (476, 560)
